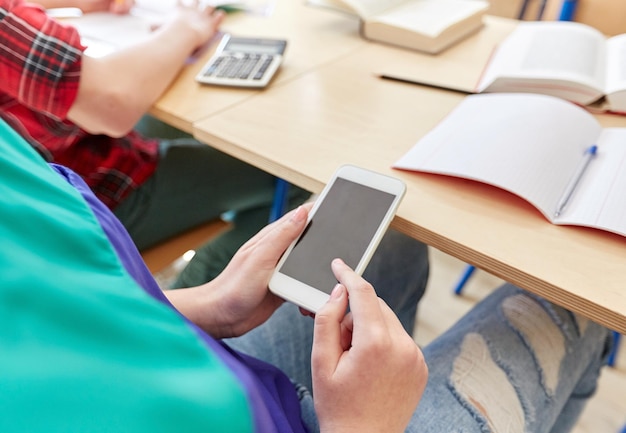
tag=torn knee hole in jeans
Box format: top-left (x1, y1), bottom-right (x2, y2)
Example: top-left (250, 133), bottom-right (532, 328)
top-left (502, 294), bottom-right (573, 397)
top-left (449, 333), bottom-right (525, 433)
top-left (447, 294), bottom-right (583, 432)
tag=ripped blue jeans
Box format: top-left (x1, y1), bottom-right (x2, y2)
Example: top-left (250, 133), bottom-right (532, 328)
top-left (408, 284), bottom-right (612, 433)
top-left (227, 282), bottom-right (612, 433)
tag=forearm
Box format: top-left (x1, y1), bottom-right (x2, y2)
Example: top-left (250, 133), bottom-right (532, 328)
top-left (68, 11), bottom-right (222, 136)
top-left (163, 207), bottom-right (309, 340)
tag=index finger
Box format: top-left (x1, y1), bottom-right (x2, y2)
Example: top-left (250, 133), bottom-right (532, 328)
top-left (242, 202), bottom-right (313, 248)
top-left (331, 258), bottom-right (385, 333)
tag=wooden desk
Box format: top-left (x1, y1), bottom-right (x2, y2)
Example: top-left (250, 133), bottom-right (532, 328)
top-left (176, 10), bottom-right (626, 333)
top-left (143, 0), bottom-right (626, 333)
top-left (149, 0), bottom-right (365, 133)
top-left (375, 15), bottom-right (517, 93)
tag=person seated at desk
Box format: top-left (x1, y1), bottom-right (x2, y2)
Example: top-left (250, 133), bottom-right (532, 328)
top-left (0, 0), bottom-right (314, 287)
top-left (1, 0), bottom-right (430, 334)
top-left (0, 116), bottom-right (613, 433)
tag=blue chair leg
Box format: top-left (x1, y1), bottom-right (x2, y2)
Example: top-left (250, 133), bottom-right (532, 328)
top-left (453, 264), bottom-right (476, 295)
top-left (608, 331), bottom-right (621, 368)
top-left (558, 0), bottom-right (578, 21)
top-left (269, 178), bottom-right (290, 222)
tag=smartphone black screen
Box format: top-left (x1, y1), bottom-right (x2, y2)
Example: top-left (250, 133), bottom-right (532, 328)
top-left (278, 178), bottom-right (395, 294)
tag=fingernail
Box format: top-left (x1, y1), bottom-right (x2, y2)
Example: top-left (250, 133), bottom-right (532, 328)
top-left (330, 284), bottom-right (345, 301)
top-left (331, 258), bottom-right (344, 267)
top-left (290, 206), bottom-right (306, 223)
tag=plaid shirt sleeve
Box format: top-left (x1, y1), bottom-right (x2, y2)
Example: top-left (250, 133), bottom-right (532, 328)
top-left (1, 0), bottom-right (159, 210)
top-left (0, 0), bottom-right (84, 120)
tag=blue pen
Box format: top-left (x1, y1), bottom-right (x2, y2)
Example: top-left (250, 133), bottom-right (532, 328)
top-left (554, 144), bottom-right (598, 218)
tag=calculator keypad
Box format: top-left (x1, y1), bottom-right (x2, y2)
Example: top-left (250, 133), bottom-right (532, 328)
top-left (197, 52), bottom-right (281, 87)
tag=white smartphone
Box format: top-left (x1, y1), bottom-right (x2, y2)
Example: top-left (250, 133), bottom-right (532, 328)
top-left (269, 165), bottom-right (406, 313)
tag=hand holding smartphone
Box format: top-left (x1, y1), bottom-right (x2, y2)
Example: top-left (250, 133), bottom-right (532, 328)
top-left (269, 165), bottom-right (406, 313)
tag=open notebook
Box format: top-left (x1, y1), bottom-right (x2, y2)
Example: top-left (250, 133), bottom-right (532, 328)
top-left (394, 93), bottom-right (626, 238)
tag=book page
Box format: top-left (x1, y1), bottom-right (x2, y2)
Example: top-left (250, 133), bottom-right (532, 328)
top-left (65, 12), bottom-right (154, 56)
top-left (308, 0), bottom-right (405, 18)
top-left (373, 0), bottom-right (487, 37)
top-left (605, 34), bottom-right (626, 112)
top-left (62, 0), bottom-right (173, 56)
top-left (558, 128), bottom-right (626, 237)
top-left (477, 21), bottom-right (606, 105)
top-left (393, 93), bottom-right (602, 222)
top-left (306, 0), bottom-right (358, 15)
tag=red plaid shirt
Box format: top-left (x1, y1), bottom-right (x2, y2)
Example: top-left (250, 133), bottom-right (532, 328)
top-left (0, 0), bottom-right (158, 209)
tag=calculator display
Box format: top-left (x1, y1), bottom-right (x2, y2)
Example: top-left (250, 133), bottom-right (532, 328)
top-left (226, 40), bottom-right (286, 55)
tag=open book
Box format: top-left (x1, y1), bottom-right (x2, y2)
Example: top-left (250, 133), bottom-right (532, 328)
top-left (394, 93), bottom-right (626, 238)
top-left (307, 0), bottom-right (489, 54)
top-left (476, 21), bottom-right (626, 114)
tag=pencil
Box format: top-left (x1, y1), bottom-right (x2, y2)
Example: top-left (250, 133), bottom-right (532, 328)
top-left (379, 74), bottom-right (475, 95)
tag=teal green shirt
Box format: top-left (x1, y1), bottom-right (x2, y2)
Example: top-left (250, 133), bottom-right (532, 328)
top-left (0, 118), bottom-right (305, 432)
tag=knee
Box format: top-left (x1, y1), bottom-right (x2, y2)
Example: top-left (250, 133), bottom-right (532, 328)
top-left (444, 286), bottom-right (610, 432)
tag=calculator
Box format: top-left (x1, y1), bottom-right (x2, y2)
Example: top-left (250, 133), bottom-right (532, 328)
top-left (195, 35), bottom-right (287, 88)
